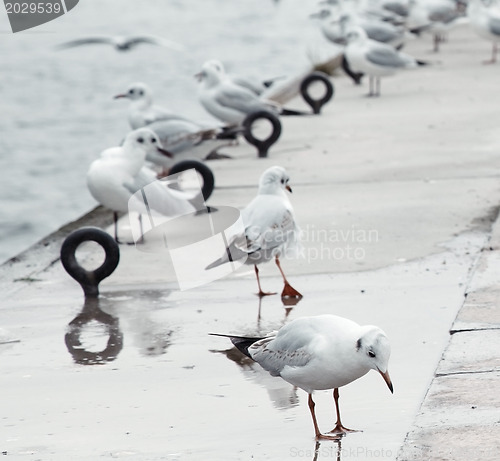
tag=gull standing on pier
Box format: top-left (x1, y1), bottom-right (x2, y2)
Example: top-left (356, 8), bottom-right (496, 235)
top-left (212, 314), bottom-right (393, 439)
top-left (344, 26), bottom-right (425, 96)
top-left (206, 166), bottom-right (302, 299)
top-left (196, 60), bottom-right (305, 125)
top-left (87, 128), bottom-right (194, 243)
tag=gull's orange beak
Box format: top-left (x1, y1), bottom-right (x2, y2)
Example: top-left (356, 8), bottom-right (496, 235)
top-left (379, 369), bottom-right (393, 393)
top-left (286, 185), bottom-right (292, 193)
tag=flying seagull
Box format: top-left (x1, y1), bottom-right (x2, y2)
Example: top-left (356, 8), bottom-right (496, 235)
top-left (56, 35), bottom-right (184, 52)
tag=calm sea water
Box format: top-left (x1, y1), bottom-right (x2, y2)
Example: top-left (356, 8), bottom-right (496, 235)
top-left (0, 0), bottom-right (325, 264)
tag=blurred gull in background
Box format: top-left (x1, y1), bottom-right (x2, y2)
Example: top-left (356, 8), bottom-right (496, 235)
top-left (56, 34), bottom-right (185, 52)
top-left (86, 128), bottom-right (194, 243)
top-left (468, 0), bottom-right (500, 63)
top-left (196, 59), bottom-right (306, 125)
top-left (345, 26), bottom-right (426, 96)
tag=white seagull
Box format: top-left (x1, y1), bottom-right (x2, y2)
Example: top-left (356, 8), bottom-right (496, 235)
top-left (143, 119), bottom-right (236, 170)
top-left (56, 35), bottom-right (184, 52)
top-left (407, 0), bottom-right (467, 52)
top-left (311, 8), bottom-right (406, 49)
top-left (468, 0), bottom-right (500, 63)
top-left (87, 128), bottom-right (194, 243)
top-left (196, 60), bottom-right (305, 125)
top-left (206, 166), bottom-right (302, 299)
top-left (114, 82), bottom-right (193, 130)
top-left (344, 26), bottom-right (425, 96)
top-left (212, 314), bottom-right (393, 440)
top-left (114, 83), bottom-right (236, 170)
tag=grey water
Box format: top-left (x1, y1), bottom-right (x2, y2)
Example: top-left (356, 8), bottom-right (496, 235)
top-left (0, 0), bottom-right (325, 264)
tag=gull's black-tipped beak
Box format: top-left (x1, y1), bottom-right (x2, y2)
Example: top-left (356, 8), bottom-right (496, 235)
top-left (157, 146), bottom-right (174, 158)
top-left (379, 369), bottom-right (393, 394)
top-left (286, 185), bottom-right (293, 193)
top-left (113, 93), bottom-right (127, 99)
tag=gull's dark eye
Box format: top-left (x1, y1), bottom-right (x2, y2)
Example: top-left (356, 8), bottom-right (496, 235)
top-left (281, 179), bottom-right (285, 184)
top-left (368, 350), bottom-right (376, 358)
top-left (139, 90), bottom-right (144, 96)
top-left (137, 137), bottom-right (144, 144)
top-left (129, 89), bottom-right (134, 94)
top-left (151, 137), bottom-right (157, 143)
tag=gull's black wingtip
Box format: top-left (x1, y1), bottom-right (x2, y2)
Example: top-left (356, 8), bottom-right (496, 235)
top-left (210, 333), bottom-right (265, 359)
top-left (280, 108), bottom-right (311, 116)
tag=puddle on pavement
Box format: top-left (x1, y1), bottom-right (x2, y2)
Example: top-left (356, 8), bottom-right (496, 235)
top-left (0, 232), bottom-right (485, 460)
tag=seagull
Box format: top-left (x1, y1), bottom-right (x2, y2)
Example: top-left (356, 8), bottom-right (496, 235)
top-left (212, 314), bottom-right (393, 440)
top-left (143, 119), bottom-right (237, 170)
top-left (196, 60), bottom-right (306, 125)
top-left (114, 82), bottom-right (193, 130)
top-left (344, 26), bottom-right (425, 96)
top-left (56, 35), bottom-right (184, 52)
top-left (87, 128), bottom-right (195, 243)
top-left (205, 166), bottom-right (302, 299)
top-left (311, 9), bottom-right (406, 49)
top-left (468, 0), bottom-right (500, 63)
top-left (114, 83), bottom-right (237, 170)
top-left (194, 60), bottom-right (283, 97)
top-left (407, 0), bottom-right (467, 52)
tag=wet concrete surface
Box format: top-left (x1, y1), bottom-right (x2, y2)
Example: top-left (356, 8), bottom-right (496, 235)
top-left (0, 230), bottom-right (489, 460)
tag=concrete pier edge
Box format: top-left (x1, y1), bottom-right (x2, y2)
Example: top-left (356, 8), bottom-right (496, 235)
top-left (397, 211), bottom-right (500, 460)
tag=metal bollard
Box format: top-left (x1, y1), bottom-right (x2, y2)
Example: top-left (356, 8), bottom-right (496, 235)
top-left (242, 110), bottom-right (282, 158)
top-left (300, 71), bottom-right (335, 115)
top-left (60, 227), bottom-right (120, 298)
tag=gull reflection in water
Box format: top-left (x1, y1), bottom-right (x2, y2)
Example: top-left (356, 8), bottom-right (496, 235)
top-left (211, 295), bottom-right (301, 410)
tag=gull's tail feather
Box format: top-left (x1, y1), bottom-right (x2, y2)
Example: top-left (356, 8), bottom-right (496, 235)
top-left (205, 257), bottom-right (225, 270)
top-left (210, 333), bottom-right (265, 358)
top-left (280, 108), bottom-right (311, 116)
top-left (217, 125), bottom-right (245, 139)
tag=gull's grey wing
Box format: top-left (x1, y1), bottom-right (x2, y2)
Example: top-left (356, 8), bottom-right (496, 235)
top-left (428, 6), bottom-right (459, 24)
top-left (127, 35), bottom-right (185, 51)
top-left (231, 75), bottom-right (266, 95)
top-left (489, 15), bottom-right (500, 36)
top-left (148, 120), bottom-right (203, 153)
top-left (366, 46), bottom-right (408, 68)
top-left (249, 327), bottom-right (314, 376)
top-left (56, 37), bottom-right (112, 49)
top-left (241, 193), bottom-right (299, 254)
top-left (364, 23), bottom-right (401, 43)
top-left (214, 83), bottom-right (269, 114)
top-left (125, 36), bottom-right (160, 46)
top-left (383, 2), bottom-right (409, 17)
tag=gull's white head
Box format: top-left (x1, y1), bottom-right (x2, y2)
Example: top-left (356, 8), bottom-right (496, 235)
top-left (258, 166), bottom-right (292, 195)
top-left (356, 326), bottom-right (393, 393)
top-left (195, 59), bottom-right (226, 86)
top-left (123, 128), bottom-right (172, 158)
top-left (114, 82), bottom-right (153, 104)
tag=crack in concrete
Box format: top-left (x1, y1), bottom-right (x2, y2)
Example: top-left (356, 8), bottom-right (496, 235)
top-left (435, 369), bottom-right (499, 378)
